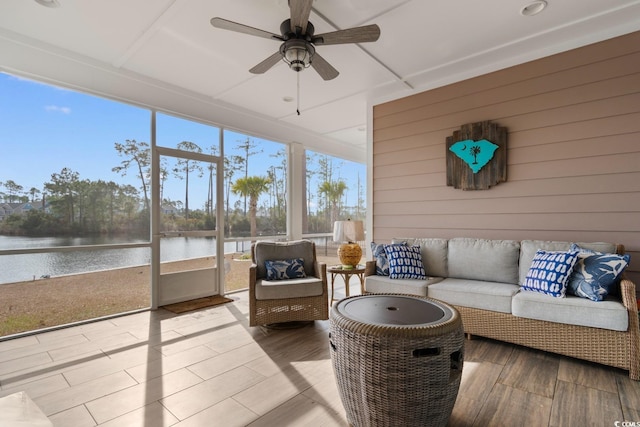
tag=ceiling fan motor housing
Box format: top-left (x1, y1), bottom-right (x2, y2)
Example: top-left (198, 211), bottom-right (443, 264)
top-left (280, 18), bottom-right (315, 40)
top-left (279, 19), bottom-right (316, 72)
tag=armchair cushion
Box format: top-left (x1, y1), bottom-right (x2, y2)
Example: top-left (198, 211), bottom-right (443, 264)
top-left (265, 258), bottom-right (306, 280)
top-left (255, 277), bottom-right (324, 300)
top-left (254, 240), bottom-right (316, 279)
top-left (249, 239), bottom-right (328, 326)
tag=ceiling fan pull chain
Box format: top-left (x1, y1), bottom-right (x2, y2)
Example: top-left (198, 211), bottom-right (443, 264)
top-left (297, 72), bottom-right (301, 115)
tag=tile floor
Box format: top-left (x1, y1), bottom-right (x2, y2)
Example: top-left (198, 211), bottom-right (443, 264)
top-left (1, 277), bottom-right (639, 426)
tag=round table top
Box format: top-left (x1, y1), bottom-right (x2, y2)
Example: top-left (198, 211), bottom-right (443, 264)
top-left (328, 265), bottom-right (365, 273)
top-left (334, 294), bottom-right (453, 327)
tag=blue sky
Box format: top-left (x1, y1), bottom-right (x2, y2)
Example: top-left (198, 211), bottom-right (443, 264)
top-left (0, 72), bottom-right (364, 212)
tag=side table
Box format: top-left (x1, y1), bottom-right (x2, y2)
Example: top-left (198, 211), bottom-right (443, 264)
top-left (328, 265), bottom-right (365, 303)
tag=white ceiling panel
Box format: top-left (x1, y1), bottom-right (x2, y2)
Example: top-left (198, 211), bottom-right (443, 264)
top-left (0, 0), bottom-right (176, 63)
top-left (2, 0), bottom-right (640, 161)
top-left (280, 92), bottom-right (370, 135)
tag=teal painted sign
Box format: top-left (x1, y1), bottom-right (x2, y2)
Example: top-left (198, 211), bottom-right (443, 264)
top-left (449, 139), bottom-right (499, 173)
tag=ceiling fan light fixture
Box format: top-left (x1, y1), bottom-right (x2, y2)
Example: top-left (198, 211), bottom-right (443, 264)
top-left (281, 40), bottom-right (314, 72)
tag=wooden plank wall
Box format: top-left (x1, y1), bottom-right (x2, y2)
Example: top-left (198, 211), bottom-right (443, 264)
top-left (372, 31), bottom-right (640, 287)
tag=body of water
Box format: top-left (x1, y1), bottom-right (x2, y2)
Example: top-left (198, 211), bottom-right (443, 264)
top-left (0, 235), bottom-right (245, 285)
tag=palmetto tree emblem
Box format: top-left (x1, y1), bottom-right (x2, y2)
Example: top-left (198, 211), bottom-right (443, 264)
top-left (470, 145), bottom-right (481, 164)
top-left (449, 139), bottom-right (499, 173)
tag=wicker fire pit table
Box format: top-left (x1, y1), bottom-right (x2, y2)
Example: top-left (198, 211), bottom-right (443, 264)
top-left (330, 294), bottom-right (464, 427)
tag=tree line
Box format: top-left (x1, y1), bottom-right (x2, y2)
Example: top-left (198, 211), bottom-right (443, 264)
top-left (0, 139), bottom-right (365, 237)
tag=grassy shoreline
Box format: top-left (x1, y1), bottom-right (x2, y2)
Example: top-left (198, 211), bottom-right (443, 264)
top-left (0, 253), bottom-right (341, 337)
top-left (0, 255), bottom-right (248, 337)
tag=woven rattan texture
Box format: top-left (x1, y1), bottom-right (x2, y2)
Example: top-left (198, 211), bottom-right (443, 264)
top-left (364, 259), bottom-right (639, 380)
top-left (251, 296), bottom-right (328, 326)
top-left (249, 241), bottom-right (329, 327)
top-left (330, 296), bottom-right (464, 426)
top-left (455, 276), bottom-right (639, 380)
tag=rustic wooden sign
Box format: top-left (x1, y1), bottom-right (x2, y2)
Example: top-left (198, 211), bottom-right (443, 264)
top-left (446, 121), bottom-right (507, 190)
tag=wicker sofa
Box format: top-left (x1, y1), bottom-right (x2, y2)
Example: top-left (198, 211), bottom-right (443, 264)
top-left (364, 237), bottom-right (639, 380)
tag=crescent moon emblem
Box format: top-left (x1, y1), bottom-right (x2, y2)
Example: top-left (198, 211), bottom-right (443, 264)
top-left (462, 144), bottom-right (467, 150)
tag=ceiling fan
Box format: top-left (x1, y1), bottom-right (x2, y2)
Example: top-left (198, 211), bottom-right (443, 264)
top-left (210, 0), bottom-right (381, 81)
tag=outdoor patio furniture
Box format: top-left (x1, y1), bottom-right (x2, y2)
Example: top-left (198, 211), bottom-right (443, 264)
top-left (249, 239), bottom-right (329, 326)
top-left (330, 294), bottom-right (464, 426)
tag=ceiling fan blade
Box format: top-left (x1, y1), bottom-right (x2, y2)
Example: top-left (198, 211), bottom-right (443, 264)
top-left (311, 52), bottom-right (339, 81)
top-left (313, 24), bottom-right (380, 45)
top-left (210, 17), bottom-right (282, 41)
top-left (249, 51), bottom-right (283, 74)
top-left (289, 0), bottom-right (313, 34)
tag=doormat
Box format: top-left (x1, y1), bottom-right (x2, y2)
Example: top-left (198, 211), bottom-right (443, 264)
top-left (161, 295), bottom-right (234, 314)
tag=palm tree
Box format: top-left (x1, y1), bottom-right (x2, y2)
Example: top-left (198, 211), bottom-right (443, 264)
top-left (231, 176), bottom-right (271, 239)
top-left (319, 180), bottom-right (347, 225)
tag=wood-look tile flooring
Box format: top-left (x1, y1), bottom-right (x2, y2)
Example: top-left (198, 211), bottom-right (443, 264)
top-left (1, 279), bottom-right (639, 426)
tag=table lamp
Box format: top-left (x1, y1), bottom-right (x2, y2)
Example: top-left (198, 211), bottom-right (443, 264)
top-left (333, 219), bottom-right (364, 269)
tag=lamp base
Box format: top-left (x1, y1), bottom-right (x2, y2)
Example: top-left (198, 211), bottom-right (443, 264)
top-left (338, 243), bottom-right (362, 269)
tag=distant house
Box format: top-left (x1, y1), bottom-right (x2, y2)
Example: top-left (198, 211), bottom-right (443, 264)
top-left (0, 201), bottom-right (48, 222)
top-left (0, 204), bottom-right (11, 222)
top-left (161, 204), bottom-right (179, 216)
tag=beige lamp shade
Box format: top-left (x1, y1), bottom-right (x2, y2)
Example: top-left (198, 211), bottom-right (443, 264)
top-left (333, 220), bottom-right (364, 269)
top-left (333, 220), bottom-right (364, 243)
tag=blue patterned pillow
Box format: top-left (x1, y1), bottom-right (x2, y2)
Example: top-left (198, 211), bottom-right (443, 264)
top-left (567, 244), bottom-right (630, 302)
top-left (371, 242), bottom-right (406, 276)
top-left (522, 250), bottom-right (579, 297)
top-left (384, 244), bottom-right (426, 280)
top-left (265, 258), bottom-right (306, 280)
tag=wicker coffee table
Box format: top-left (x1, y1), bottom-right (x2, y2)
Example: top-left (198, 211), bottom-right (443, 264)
top-left (330, 294), bottom-right (464, 427)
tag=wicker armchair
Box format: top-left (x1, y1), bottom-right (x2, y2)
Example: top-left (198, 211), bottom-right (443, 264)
top-left (249, 240), bottom-right (329, 326)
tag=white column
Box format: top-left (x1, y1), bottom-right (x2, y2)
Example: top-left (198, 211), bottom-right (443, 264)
top-left (150, 111), bottom-right (160, 309)
top-left (288, 142), bottom-right (305, 240)
top-left (366, 102), bottom-right (374, 258)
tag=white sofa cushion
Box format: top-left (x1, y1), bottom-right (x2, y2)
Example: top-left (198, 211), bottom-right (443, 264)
top-left (364, 275), bottom-right (443, 297)
top-left (512, 291), bottom-right (628, 331)
top-left (254, 240), bottom-right (317, 279)
top-left (428, 278), bottom-right (520, 313)
top-left (393, 237), bottom-right (448, 277)
top-left (447, 238), bottom-right (520, 285)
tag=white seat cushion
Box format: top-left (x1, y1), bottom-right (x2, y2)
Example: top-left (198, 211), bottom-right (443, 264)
top-left (428, 278), bottom-right (520, 313)
top-left (512, 291), bottom-right (628, 331)
top-left (364, 275), bottom-right (443, 297)
top-left (255, 277), bottom-right (324, 300)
